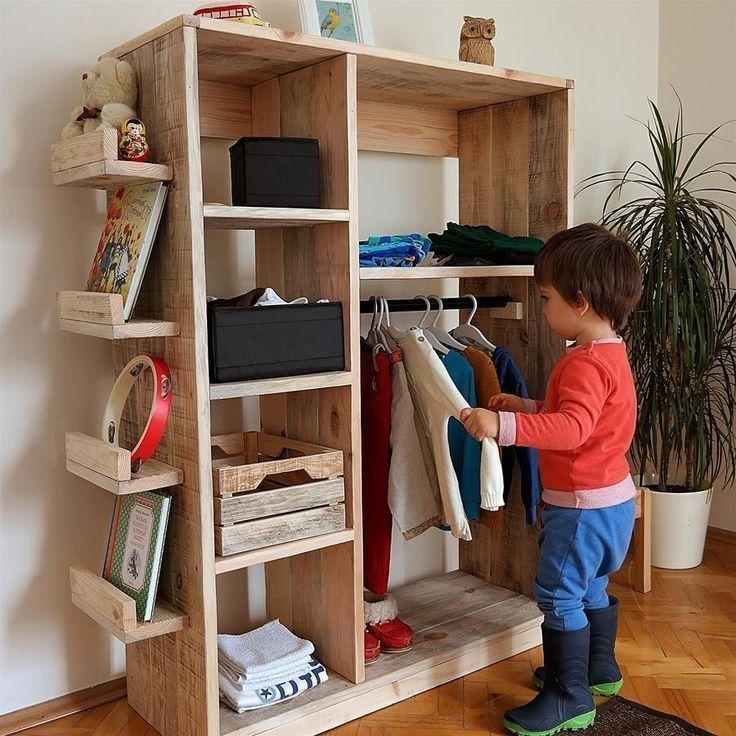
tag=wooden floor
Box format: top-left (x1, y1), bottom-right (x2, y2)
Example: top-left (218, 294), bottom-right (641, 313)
top-left (15, 536), bottom-right (736, 736)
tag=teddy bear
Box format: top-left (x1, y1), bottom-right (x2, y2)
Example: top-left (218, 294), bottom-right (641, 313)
top-left (61, 57), bottom-right (138, 140)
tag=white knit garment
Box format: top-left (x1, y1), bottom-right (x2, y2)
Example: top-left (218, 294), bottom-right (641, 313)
top-left (392, 328), bottom-right (505, 540)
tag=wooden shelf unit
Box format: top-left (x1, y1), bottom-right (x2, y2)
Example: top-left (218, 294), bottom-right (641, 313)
top-left (57, 291), bottom-right (179, 340)
top-left (55, 16), bottom-right (572, 736)
top-left (50, 129), bottom-right (173, 188)
top-left (70, 566), bottom-right (187, 644)
top-left (204, 205), bottom-right (350, 229)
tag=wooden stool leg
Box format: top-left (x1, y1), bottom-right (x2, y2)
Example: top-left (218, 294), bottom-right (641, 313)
top-left (632, 488), bottom-right (652, 593)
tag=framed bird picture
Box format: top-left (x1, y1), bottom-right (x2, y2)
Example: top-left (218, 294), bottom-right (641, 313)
top-left (299, 0), bottom-right (374, 44)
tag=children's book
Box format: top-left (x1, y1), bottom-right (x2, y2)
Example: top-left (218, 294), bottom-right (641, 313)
top-left (86, 182), bottom-right (169, 321)
top-left (103, 491), bottom-right (172, 622)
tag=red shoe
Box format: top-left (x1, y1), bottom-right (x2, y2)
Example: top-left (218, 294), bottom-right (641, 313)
top-left (364, 630), bottom-right (381, 664)
top-left (364, 592), bottom-right (414, 652)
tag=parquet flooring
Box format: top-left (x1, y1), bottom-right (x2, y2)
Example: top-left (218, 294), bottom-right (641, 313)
top-left (14, 536), bottom-right (736, 736)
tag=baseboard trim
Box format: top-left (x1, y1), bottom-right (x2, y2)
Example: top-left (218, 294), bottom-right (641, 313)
top-left (708, 526), bottom-right (736, 545)
top-left (0, 677), bottom-right (126, 735)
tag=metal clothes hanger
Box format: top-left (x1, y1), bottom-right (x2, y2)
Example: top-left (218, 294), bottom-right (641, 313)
top-left (424, 294), bottom-right (468, 351)
top-left (410, 295), bottom-right (449, 355)
top-left (451, 293), bottom-right (497, 353)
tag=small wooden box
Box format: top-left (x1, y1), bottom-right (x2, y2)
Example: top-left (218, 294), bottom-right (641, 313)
top-left (212, 432), bottom-right (346, 556)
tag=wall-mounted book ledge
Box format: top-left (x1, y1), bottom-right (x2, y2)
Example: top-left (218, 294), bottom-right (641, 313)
top-left (69, 566), bottom-right (186, 644)
top-left (65, 431), bottom-right (183, 495)
top-left (58, 291), bottom-right (180, 340)
top-left (50, 129), bottom-right (173, 188)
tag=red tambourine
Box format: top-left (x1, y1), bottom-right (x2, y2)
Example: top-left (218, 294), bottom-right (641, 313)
top-left (101, 355), bottom-right (172, 473)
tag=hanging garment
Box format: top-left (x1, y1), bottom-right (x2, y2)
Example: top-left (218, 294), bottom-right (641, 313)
top-left (386, 349), bottom-right (443, 539)
top-left (492, 346), bottom-right (541, 525)
top-left (462, 346), bottom-right (502, 406)
top-left (360, 345), bottom-right (393, 595)
top-left (441, 350), bottom-right (483, 521)
top-left (392, 328), bottom-right (504, 541)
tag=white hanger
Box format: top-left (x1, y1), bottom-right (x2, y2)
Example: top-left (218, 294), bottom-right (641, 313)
top-left (378, 296), bottom-right (397, 351)
top-left (451, 293), bottom-right (496, 353)
top-left (424, 294), bottom-right (468, 351)
top-left (413, 295), bottom-right (450, 355)
top-left (365, 296), bottom-right (381, 347)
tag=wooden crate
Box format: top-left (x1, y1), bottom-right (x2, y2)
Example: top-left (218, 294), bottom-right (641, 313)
top-left (212, 432), bottom-right (346, 556)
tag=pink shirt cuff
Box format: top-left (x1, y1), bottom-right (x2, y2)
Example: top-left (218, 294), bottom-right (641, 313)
top-left (497, 411), bottom-right (517, 446)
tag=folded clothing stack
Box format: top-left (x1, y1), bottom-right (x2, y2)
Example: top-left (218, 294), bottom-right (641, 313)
top-left (359, 233), bottom-right (431, 268)
top-left (428, 222), bottom-right (543, 265)
top-left (218, 619), bottom-right (328, 713)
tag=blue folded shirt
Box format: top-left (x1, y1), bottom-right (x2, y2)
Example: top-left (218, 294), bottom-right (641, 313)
top-left (359, 233), bottom-right (431, 268)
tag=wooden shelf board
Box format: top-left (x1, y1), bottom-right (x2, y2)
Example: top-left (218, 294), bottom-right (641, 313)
top-left (209, 371), bottom-right (353, 400)
top-left (189, 18), bottom-right (571, 110)
top-left (52, 159), bottom-right (173, 188)
top-left (203, 205), bottom-right (350, 229)
top-left (67, 457), bottom-right (183, 495)
top-left (219, 571), bottom-right (542, 736)
top-left (59, 317), bottom-right (180, 339)
top-left (70, 567), bottom-right (187, 645)
top-left (215, 529), bottom-right (354, 574)
top-left (360, 265), bottom-right (535, 280)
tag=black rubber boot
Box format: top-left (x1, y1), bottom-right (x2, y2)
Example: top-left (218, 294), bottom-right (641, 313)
top-left (504, 625), bottom-right (596, 736)
top-left (532, 596), bottom-right (623, 697)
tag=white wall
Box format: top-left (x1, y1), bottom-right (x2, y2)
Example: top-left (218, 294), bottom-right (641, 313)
top-left (658, 0), bottom-right (736, 531)
top-left (0, 0), bottom-right (659, 715)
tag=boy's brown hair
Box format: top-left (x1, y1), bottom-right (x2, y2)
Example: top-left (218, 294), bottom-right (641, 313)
top-left (535, 223), bottom-right (642, 330)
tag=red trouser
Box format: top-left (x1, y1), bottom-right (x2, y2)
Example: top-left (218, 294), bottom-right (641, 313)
top-left (360, 347), bottom-right (393, 595)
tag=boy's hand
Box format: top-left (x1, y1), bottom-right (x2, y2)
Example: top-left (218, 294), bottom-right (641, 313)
top-left (488, 393), bottom-right (526, 412)
top-left (460, 408), bottom-right (499, 441)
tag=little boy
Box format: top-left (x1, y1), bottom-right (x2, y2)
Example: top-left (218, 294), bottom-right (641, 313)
top-left (461, 223), bottom-right (642, 735)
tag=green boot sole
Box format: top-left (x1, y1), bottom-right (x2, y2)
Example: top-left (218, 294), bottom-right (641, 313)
top-left (533, 673), bottom-right (623, 697)
top-left (502, 709), bottom-right (596, 736)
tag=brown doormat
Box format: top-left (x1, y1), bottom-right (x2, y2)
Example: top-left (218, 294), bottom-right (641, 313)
top-left (582, 696), bottom-right (715, 735)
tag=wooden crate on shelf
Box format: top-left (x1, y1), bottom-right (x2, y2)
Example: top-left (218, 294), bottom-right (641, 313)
top-left (212, 432), bottom-right (346, 556)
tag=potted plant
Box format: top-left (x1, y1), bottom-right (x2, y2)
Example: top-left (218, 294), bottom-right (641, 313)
top-left (580, 98), bottom-right (736, 569)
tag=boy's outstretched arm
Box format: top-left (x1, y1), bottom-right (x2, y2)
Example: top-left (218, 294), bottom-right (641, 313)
top-left (462, 356), bottom-right (612, 451)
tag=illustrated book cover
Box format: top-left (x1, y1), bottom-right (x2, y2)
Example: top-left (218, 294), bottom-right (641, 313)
top-left (102, 490), bottom-right (172, 622)
top-left (85, 182), bottom-right (169, 321)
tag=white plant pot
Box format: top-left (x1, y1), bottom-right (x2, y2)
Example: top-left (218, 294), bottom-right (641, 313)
top-left (649, 486), bottom-right (713, 569)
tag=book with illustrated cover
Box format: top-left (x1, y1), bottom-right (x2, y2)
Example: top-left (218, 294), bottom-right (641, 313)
top-left (86, 182), bottom-right (169, 321)
top-left (103, 491), bottom-right (171, 622)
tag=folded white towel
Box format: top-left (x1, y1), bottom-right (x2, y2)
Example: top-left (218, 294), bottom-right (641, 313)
top-left (219, 658), bottom-right (328, 713)
top-left (218, 654), bottom-right (314, 689)
top-left (217, 620), bottom-right (314, 680)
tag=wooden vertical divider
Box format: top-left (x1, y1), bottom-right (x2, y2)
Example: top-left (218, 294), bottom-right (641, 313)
top-left (111, 26), bottom-right (220, 736)
top-left (252, 54), bottom-right (364, 684)
top-left (457, 90), bottom-right (572, 598)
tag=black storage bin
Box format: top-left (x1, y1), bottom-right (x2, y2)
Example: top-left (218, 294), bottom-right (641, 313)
top-left (208, 302), bottom-right (344, 383)
top-left (229, 137), bottom-right (320, 208)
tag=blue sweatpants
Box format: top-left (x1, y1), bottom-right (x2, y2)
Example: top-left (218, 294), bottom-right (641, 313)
top-left (534, 499), bottom-right (635, 631)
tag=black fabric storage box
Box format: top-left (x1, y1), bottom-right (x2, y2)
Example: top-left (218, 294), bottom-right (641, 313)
top-left (229, 137), bottom-right (320, 208)
top-left (208, 302), bottom-right (344, 383)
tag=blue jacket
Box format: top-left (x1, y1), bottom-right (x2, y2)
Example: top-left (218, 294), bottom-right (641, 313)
top-left (492, 346), bottom-right (540, 525)
top-left (441, 350), bottom-right (482, 520)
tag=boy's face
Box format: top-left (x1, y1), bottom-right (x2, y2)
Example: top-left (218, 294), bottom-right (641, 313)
top-left (538, 284), bottom-right (584, 340)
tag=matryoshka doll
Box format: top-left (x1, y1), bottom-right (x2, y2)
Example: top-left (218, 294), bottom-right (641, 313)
top-left (118, 118), bottom-right (151, 163)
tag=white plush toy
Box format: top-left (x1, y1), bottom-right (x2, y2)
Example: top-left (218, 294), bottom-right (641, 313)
top-left (61, 57), bottom-right (138, 140)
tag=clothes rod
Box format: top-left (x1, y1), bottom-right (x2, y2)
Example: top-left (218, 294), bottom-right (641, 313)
top-left (359, 296), bottom-right (511, 314)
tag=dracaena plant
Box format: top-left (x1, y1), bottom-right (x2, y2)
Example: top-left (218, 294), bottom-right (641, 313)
top-left (579, 97), bottom-right (736, 493)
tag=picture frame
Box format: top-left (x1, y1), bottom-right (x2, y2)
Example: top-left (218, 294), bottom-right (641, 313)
top-left (298, 0), bottom-right (375, 45)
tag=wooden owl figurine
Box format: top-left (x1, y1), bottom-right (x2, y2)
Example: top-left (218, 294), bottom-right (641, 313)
top-left (459, 16), bottom-right (496, 65)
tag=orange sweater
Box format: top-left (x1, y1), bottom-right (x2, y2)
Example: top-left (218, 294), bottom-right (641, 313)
top-left (497, 339), bottom-right (637, 508)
